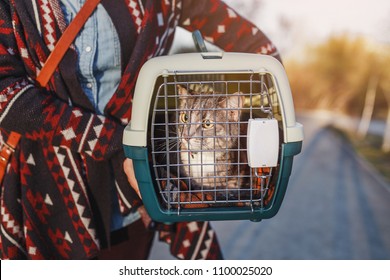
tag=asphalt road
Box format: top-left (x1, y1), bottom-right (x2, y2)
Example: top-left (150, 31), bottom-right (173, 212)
top-left (148, 113), bottom-right (390, 259)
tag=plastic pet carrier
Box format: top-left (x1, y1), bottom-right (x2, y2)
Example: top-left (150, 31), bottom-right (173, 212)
top-left (123, 48), bottom-right (303, 223)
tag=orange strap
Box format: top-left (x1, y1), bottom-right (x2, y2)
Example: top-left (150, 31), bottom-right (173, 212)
top-left (0, 131), bottom-right (20, 182)
top-left (36, 0), bottom-right (101, 87)
top-left (0, 0), bottom-right (101, 184)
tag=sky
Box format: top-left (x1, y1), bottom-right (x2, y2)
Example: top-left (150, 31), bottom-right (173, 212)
top-left (224, 0), bottom-right (390, 58)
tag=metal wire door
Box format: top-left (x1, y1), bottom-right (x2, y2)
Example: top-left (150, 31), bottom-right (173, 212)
top-left (149, 71), bottom-right (281, 213)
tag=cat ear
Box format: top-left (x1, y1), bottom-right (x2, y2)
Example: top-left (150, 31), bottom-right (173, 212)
top-left (177, 84), bottom-right (198, 96)
top-left (177, 85), bottom-right (189, 96)
top-left (221, 93), bottom-right (245, 109)
top-left (220, 93), bottom-right (245, 120)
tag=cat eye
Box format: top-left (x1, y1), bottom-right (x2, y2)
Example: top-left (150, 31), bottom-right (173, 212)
top-left (202, 119), bottom-right (214, 129)
top-left (180, 112), bottom-right (189, 123)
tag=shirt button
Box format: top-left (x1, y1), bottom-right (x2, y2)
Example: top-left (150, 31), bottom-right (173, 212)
top-left (85, 46), bottom-right (92, 53)
top-left (86, 83), bottom-right (93, 89)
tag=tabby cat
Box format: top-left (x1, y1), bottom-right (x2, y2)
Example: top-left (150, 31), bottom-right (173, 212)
top-left (175, 85), bottom-right (246, 189)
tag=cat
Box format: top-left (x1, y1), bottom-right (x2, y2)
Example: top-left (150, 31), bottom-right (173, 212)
top-left (153, 84), bottom-right (271, 206)
top-left (174, 85), bottom-right (246, 190)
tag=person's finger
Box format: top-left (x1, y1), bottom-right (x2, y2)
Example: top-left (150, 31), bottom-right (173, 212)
top-left (123, 158), bottom-right (142, 199)
top-left (137, 205), bottom-right (152, 228)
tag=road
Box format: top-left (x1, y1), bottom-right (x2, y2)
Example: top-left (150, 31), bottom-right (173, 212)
top-left (148, 113), bottom-right (390, 259)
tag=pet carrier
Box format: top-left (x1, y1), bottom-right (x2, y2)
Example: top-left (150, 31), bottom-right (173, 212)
top-left (123, 50), bottom-right (303, 223)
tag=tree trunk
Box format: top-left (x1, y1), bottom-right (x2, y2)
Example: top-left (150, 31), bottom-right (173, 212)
top-left (357, 75), bottom-right (379, 139)
top-left (382, 91), bottom-right (390, 153)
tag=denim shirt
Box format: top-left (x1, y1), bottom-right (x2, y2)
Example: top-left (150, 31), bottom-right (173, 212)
top-left (60, 0), bottom-right (121, 114)
top-left (60, 0), bottom-right (140, 230)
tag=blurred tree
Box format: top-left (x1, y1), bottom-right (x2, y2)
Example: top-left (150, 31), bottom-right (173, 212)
top-left (357, 75), bottom-right (379, 139)
top-left (307, 36), bottom-right (373, 114)
top-left (286, 35), bottom-right (388, 119)
top-left (380, 48), bottom-right (390, 152)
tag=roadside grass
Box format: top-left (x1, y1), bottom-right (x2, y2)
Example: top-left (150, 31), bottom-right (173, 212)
top-left (332, 127), bottom-right (390, 185)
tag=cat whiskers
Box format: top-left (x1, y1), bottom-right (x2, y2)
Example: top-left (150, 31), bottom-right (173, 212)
top-left (153, 129), bottom-right (180, 160)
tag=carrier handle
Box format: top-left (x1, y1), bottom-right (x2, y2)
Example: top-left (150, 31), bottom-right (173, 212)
top-left (192, 30), bottom-right (208, 52)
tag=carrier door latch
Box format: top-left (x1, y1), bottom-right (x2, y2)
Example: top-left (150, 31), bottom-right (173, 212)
top-left (247, 118), bottom-right (279, 168)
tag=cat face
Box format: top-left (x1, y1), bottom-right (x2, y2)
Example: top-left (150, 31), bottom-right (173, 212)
top-left (176, 85), bottom-right (244, 152)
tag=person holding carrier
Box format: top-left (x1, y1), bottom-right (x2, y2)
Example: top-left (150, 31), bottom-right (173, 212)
top-left (0, 0), bottom-right (280, 259)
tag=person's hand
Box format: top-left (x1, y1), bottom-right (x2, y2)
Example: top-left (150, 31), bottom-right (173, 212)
top-left (123, 158), bottom-right (153, 227)
top-left (123, 158), bottom-right (142, 199)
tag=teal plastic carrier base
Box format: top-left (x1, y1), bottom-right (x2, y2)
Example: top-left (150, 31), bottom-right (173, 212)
top-left (124, 141), bottom-right (302, 222)
top-left (122, 52), bottom-right (304, 223)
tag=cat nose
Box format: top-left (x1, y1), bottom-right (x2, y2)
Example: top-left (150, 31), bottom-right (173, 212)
top-left (180, 133), bottom-right (190, 141)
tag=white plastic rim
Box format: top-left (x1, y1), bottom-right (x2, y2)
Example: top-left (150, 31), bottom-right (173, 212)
top-left (123, 52), bottom-right (303, 147)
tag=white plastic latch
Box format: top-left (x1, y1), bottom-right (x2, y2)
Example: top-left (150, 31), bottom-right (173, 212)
top-left (247, 118), bottom-right (279, 168)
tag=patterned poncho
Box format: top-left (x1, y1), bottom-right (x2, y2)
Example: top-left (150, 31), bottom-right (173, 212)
top-left (0, 0), bottom-right (279, 259)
